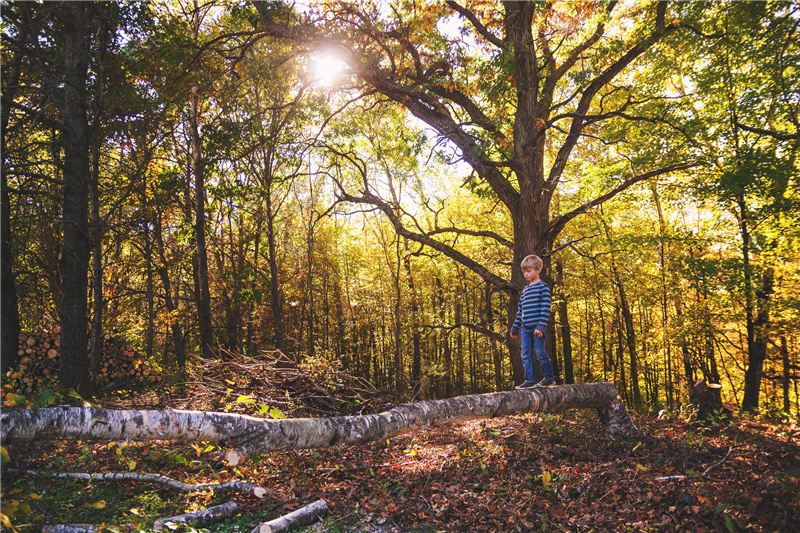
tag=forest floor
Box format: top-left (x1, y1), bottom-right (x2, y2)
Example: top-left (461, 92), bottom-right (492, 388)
top-left (2, 358), bottom-right (799, 533)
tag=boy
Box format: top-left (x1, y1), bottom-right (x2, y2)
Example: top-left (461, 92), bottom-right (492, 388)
top-left (509, 255), bottom-right (556, 389)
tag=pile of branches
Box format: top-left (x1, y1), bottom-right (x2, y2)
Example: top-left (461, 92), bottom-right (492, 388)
top-left (161, 350), bottom-right (397, 417)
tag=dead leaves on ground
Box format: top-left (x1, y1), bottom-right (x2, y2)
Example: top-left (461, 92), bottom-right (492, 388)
top-left (4, 406), bottom-right (799, 532)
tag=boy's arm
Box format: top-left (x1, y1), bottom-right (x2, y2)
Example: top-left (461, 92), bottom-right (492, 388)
top-left (509, 289), bottom-right (524, 336)
top-left (534, 284), bottom-right (551, 332)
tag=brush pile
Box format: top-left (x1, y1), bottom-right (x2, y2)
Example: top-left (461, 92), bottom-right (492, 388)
top-left (161, 350), bottom-right (396, 417)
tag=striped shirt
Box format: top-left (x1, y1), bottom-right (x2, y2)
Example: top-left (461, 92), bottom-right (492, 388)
top-left (511, 281), bottom-right (551, 333)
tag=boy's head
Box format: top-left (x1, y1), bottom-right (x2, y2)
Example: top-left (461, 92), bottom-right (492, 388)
top-left (521, 254), bottom-right (543, 272)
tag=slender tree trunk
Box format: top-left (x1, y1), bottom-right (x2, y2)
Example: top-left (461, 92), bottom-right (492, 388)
top-left (404, 241), bottom-right (422, 392)
top-left (615, 310), bottom-right (628, 405)
top-left (393, 237), bottom-right (404, 391)
top-left (88, 16), bottom-right (110, 376)
top-left (265, 189), bottom-right (286, 354)
top-left (782, 336), bottom-right (790, 413)
top-left (486, 286), bottom-right (503, 392)
top-left (190, 3), bottom-right (214, 360)
top-left (742, 267), bottom-right (775, 411)
top-left (436, 277), bottom-right (453, 397)
top-left (650, 183), bottom-right (673, 408)
top-left (155, 215), bottom-right (187, 372)
top-left (602, 217), bottom-right (642, 411)
top-left (736, 194), bottom-right (756, 360)
top-left (455, 289), bottom-right (464, 395)
top-left (58, 3), bottom-right (94, 396)
top-left (555, 258), bottom-right (574, 384)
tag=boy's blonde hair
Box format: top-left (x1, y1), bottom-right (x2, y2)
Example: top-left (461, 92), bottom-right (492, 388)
top-left (521, 254), bottom-right (543, 272)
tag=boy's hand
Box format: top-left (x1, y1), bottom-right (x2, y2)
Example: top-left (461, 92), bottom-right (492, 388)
top-left (509, 330), bottom-right (518, 339)
top-left (534, 329), bottom-right (544, 338)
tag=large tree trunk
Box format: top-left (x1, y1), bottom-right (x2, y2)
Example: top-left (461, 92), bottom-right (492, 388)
top-left (58, 3), bottom-right (94, 396)
top-left (1, 19), bottom-right (26, 376)
top-left (2, 382), bottom-right (636, 466)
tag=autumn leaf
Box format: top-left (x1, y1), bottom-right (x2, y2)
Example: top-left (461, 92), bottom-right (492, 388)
top-left (84, 501), bottom-right (107, 509)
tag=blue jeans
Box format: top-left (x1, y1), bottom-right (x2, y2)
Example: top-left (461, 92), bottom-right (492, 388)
top-left (520, 326), bottom-right (554, 383)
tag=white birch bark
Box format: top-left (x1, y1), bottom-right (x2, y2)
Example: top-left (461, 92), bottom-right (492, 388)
top-left (154, 501), bottom-right (239, 531)
top-left (42, 525), bottom-right (135, 533)
top-left (8, 469), bottom-right (266, 498)
top-left (1, 382), bottom-right (634, 465)
top-left (252, 499), bottom-right (329, 533)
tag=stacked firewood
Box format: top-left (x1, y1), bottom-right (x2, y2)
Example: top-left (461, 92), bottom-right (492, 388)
top-left (9, 327), bottom-right (161, 393)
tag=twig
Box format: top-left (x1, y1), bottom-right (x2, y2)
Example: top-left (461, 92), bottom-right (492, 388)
top-left (9, 469), bottom-right (266, 498)
top-left (702, 445), bottom-right (733, 477)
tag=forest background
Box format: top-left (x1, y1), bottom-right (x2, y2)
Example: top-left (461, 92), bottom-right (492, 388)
top-left (2, 0), bottom-right (799, 419)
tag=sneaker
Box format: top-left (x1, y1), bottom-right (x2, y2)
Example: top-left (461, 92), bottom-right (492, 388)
top-left (515, 380), bottom-right (537, 390)
top-left (537, 378), bottom-right (555, 387)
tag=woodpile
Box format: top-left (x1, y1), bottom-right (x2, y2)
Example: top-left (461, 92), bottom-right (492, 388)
top-left (7, 327), bottom-right (161, 393)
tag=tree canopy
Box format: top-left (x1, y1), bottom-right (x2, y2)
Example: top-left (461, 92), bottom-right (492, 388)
top-left (2, 0), bottom-right (798, 414)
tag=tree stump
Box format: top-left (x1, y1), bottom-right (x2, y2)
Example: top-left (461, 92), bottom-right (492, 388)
top-left (692, 379), bottom-right (733, 422)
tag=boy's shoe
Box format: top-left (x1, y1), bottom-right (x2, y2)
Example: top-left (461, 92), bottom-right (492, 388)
top-left (536, 378), bottom-right (555, 387)
top-left (515, 380), bottom-right (538, 390)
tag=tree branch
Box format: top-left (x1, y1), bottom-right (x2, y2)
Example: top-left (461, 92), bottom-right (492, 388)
top-left (547, 163), bottom-right (695, 239)
top-left (444, 1), bottom-right (506, 49)
top-left (734, 120), bottom-right (799, 142)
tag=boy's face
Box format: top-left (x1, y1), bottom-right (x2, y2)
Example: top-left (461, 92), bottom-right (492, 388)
top-left (523, 267), bottom-right (541, 283)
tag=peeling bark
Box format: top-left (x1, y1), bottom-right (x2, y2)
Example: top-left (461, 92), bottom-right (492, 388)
top-left (1, 383), bottom-right (635, 464)
top-left (253, 499), bottom-right (328, 533)
top-left (154, 501), bottom-right (239, 531)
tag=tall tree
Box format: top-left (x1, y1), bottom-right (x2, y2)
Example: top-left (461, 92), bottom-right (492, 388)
top-left (188, 0), bottom-right (215, 360)
top-left (255, 1), bottom-right (695, 385)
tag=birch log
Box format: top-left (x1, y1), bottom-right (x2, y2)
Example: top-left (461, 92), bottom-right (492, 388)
top-left (1, 382), bottom-right (636, 465)
top-left (252, 499), bottom-right (329, 533)
top-left (42, 525), bottom-right (135, 533)
top-left (8, 469), bottom-right (266, 498)
top-left (153, 501), bottom-right (239, 531)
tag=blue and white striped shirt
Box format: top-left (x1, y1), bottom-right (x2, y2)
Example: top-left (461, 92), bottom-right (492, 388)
top-left (511, 281), bottom-right (551, 333)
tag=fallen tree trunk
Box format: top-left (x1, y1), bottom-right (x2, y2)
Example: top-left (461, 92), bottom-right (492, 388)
top-left (1, 382), bottom-right (635, 465)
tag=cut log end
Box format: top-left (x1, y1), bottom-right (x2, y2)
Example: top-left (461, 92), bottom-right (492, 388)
top-left (227, 449), bottom-right (244, 467)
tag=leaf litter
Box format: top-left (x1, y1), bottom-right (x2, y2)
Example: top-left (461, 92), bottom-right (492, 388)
top-left (2, 360), bottom-right (798, 532)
